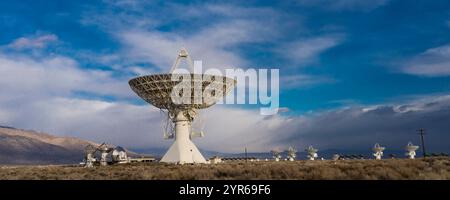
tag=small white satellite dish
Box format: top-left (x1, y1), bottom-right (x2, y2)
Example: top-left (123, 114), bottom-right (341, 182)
top-left (306, 145), bottom-right (318, 160)
top-left (287, 146), bottom-right (297, 161)
top-left (405, 142), bottom-right (419, 159)
top-left (372, 143), bottom-right (385, 160)
top-left (271, 149), bottom-right (282, 162)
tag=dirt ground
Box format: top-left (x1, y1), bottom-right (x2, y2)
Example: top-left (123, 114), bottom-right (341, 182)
top-left (0, 157), bottom-right (449, 180)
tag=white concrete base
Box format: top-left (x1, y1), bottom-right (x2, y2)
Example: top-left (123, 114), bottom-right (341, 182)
top-left (160, 137), bottom-right (206, 164)
top-left (160, 111), bottom-right (206, 164)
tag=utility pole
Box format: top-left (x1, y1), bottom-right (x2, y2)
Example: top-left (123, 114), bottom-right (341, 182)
top-left (245, 147), bottom-right (248, 162)
top-left (417, 128), bottom-right (427, 158)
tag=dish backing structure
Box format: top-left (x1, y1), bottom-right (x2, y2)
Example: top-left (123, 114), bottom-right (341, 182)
top-left (129, 48), bottom-right (236, 164)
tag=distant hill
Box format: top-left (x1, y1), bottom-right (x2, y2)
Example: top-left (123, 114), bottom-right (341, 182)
top-left (0, 126), bottom-right (98, 165)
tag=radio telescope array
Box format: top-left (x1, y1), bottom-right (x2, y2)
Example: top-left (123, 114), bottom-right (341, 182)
top-left (372, 143), bottom-right (385, 160)
top-left (287, 146), bottom-right (297, 161)
top-left (306, 145), bottom-right (318, 160)
top-left (129, 48), bottom-right (236, 164)
top-left (405, 142), bottom-right (419, 159)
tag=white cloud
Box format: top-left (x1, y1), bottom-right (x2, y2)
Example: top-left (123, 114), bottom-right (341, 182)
top-left (0, 97), bottom-right (161, 147)
top-left (81, 2), bottom-right (317, 72)
top-left (7, 34), bottom-right (58, 50)
top-left (0, 54), bottom-right (132, 99)
top-left (117, 20), bottom-right (264, 72)
top-left (277, 35), bottom-right (343, 66)
top-left (400, 44), bottom-right (450, 77)
top-left (195, 106), bottom-right (300, 152)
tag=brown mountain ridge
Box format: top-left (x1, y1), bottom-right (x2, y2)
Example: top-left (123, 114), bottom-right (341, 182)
top-left (0, 126), bottom-right (98, 165)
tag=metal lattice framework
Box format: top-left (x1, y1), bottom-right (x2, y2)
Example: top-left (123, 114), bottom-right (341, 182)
top-left (129, 74), bottom-right (236, 113)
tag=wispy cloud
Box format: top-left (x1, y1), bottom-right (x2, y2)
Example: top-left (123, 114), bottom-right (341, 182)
top-left (83, 3), bottom-right (282, 72)
top-left (0, 53), bottom-right (132, 100)
top-left (7, 34), bottom-right (58, 50)
top-left (399, 44), bottom-right (450, 77)
top-left (277, 35), bottom-right (343, 66)
top-left (117, 21), bottom-right (258, 71)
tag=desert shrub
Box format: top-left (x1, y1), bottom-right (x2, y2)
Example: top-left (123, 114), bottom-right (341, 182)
top-left (0, 158), bottom-right (449, 180)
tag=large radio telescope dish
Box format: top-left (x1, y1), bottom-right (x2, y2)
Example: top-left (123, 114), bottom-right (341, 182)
top-left (129, 48), bottom-right (236, 164)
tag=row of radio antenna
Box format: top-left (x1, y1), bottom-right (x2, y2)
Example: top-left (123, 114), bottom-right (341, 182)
top-left (270, 142), bottom-right (422, 161)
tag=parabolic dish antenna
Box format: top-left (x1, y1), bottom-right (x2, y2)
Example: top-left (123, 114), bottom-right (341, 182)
top-left (306, 145), bottom-right (318, 160)
top-left (271, 149), bottom-right (282, 162)
top-left (372, 143), bottom-right (385, 160)
top-left (405, 142), bottom-right (419, 159)
top-left (287, 146), bottom-right (297, 161)
top-left (129, 48), bottom-right (236, 164)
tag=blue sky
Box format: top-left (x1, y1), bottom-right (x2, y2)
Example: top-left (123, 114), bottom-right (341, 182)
top-left (2, 0), bottom-right (450, 111)
top-left (1, 0), bottom-right (450, 153)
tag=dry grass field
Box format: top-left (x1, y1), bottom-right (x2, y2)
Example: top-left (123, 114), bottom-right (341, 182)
top-left (0, 157), bottom-right (449, 180)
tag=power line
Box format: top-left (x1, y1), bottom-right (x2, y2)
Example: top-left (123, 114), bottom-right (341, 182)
top-left (417, 128), bottom-right (427, 158)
